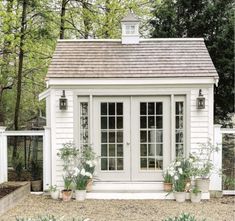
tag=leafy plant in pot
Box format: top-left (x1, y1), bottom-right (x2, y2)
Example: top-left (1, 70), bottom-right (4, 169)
top-left (47, 184), bottom-right (60, 200)
top-left (73, 167), bottom-right (92, 201)
top-left (190, 186), bottom-right (202, 203)
top-left (192, 141), bottom-right (219, 193)
top-left (80, 145), bottom-right (96, 192)
top-left (31, 160), bottom-right (42, 192)
top-left (173, 176), bottom-right (186, 203)
top-left (62, 175), bottom-right (73, 202)
top-left (57, 142), bottom-right (79, 202)
top-left (162, 170), bottom-right (173, 192)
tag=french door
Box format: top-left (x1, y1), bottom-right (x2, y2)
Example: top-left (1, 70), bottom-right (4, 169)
top-left (93, 97), bottom-right (131, 181)
top-left (93, 96), bottom-right (170, 181)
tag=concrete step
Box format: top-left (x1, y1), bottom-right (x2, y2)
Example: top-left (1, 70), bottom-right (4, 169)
top-left (92, 181), bottom-right (164, 191)
top-left (86, 190), bottom-right (210, 200)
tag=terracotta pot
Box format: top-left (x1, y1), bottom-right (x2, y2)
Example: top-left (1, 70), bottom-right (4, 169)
top-left (190, 192), bottom-right (202, 203)
top-left (174, 192), bottom-right (186, 203)
top-left (50, 190), bottom-right (60, 200)
top-left (164, 182), bottom-right (173, 192)
top-left (62, 190), bottom-right (73, 202)
top-left (75, 190), bottom-right (86, 201)
top-left (86, 179), bottom-right (93, 192)
top-left (195, 178), bottom-right (210, 192)
top-left (31, 180), bottom-right (42, 192)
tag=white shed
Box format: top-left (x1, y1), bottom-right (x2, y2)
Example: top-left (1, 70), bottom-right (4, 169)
top-left (39, 13), bottom-right (219, 197)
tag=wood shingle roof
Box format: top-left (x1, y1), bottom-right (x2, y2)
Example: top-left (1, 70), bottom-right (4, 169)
top-left (46, 38), bottom-right (218, 79)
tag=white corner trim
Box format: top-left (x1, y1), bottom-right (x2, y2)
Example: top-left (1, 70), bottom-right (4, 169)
top-left (39, 89), bottom-right (50, 101)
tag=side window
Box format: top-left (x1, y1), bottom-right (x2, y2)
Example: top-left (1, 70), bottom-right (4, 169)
top-left (80, 102), bottom-right (89, 147)
top-left (175, 101), bottom-right (184, 157)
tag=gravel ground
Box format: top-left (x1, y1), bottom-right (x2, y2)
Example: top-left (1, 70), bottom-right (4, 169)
top-left (1, 194), bottom-right (234, 221)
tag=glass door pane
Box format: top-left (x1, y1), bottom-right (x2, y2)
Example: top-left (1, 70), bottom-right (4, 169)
top-left (100, 102), bottom-right (124, 171)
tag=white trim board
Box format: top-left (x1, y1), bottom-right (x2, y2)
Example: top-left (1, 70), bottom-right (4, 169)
top-left (47, 78), bottom-right (217, 87)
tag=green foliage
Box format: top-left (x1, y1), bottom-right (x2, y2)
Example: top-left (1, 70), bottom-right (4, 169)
top-left (57, 142), bottom-right (79, 172)
top-left (151, 0), bottom-right (234, 125)
top-left (12, 153), bottom-right (24, 180)
top-left (163, 213), bottom-right (206, 221)
top-left (46, 184), bottom-right (58, 192)
top-left (222, 174), bottom-right (235, 190)
top-left (191, 186), bottom-right (201, 195)
top-left (31, 160), bottom-right (42, 180)
top-left (63, 174), bottom-right (73, 191)
top-left (163, 171), bottom-right (173, 183)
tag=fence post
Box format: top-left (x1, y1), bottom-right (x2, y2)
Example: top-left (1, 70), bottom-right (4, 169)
top-left (0, 126), bottom-right (7, 183)
top-left (210, 124), bottom-right (222, 191)
top-left (43, 126), bottom-right (51, 190)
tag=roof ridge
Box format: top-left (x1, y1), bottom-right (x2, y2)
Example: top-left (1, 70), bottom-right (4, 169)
top-left (57, 38), bottom-right (204, 43)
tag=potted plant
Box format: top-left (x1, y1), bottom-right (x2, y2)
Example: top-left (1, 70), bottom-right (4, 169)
top-left (61, 174), bottom-right (73, 201)
top-left (192, 141), bottom-right (219, 192)
top-left (80, 145), bottom-right (96, 192)
top-left (190, 186), bottom-right (202, 203)
top-left (57, 142), bottom-right (79, 201)
top-left (173, 176), bottom-right (186, 203)
top-left (47, 184), bottom-right (60, 200)
top-left (73, 167), bottom-right (92, 201)
top-left (163, 170), bottom-right (173, 192)
top-left (31, 160), bottom-right (42, 192)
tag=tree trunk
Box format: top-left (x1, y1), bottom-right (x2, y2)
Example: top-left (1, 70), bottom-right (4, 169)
top-left (60, 0), bottom-right (68, 39)
top-left (14, 0), bottom-right (27, 131)
top-left (13, 0), bottom-right (27, 158)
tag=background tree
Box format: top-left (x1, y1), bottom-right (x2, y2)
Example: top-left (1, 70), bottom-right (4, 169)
top-left (151, 0), bottom-right (234, 125)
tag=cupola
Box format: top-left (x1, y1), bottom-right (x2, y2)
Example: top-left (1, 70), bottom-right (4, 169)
top-left (121, 12), bottom-right (139, 44)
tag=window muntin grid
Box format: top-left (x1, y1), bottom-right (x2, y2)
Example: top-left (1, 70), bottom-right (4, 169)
top-left (126, 25), bottom-right (135, 34)
top-left (175, 102), bottom-right (184, 157)
top-left (140, 102), bottom-right (163, 170)
top-left (100, 102), bottom-right (124, 171)
top-left (80, 102), bottom-right (89, 147)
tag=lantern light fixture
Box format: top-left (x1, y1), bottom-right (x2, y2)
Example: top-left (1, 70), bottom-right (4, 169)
top-left (59, 90), bottom-right (67, 110)
top-left (197, 89), bottom-right (205, 109)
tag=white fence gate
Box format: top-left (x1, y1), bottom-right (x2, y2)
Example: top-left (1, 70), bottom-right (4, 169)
top-left (0, 127), bottom-right (51, 190)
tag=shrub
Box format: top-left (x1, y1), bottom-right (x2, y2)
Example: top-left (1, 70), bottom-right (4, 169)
top-left (163, 213), bottom-right (206, 221)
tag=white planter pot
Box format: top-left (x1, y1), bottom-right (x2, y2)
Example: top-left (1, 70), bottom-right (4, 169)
top-left (75, 190), bottom-right (87, 201)
top-left (190, 192), bottom-right (202, 203)
top-left (195, 178), bottom-right (210, 193)
top-left (174, 192), bottom-right (186, 203)
top-left (50, 190), bottom-right (60, 200)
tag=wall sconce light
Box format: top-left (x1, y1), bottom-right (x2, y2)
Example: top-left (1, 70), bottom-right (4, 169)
top-left (197, 89), bottom-right (205, 109)
top-left (59, 90), bottom-right (67, 110)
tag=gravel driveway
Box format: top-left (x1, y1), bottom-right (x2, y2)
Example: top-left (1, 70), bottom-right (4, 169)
top-left (1, 194), bottom-right (234, 221)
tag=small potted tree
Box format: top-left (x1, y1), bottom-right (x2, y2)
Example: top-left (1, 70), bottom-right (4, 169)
top-left (57, 142), bottom-right (79, 201)
top-left (193, 141), bottom-right (219, 192)
top-left (73, 167), bottom-right (92, 201)
top-left (47, 184), bottom-right (60, 200)
top-left (190, 186), bottom-right (202, 203)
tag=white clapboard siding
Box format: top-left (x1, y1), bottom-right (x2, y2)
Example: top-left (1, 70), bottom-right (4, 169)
top-left (50, 85), bottom-right (214, 189)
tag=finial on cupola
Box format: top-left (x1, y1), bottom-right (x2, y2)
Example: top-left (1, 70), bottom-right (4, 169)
top-left (121, 11), bottom-right (140, 44)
